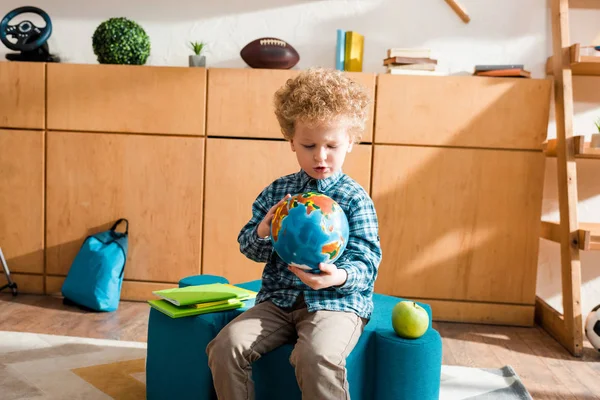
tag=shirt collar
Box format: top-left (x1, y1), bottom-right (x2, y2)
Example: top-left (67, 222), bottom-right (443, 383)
top-left (298, 169), bottom-right (343, 192)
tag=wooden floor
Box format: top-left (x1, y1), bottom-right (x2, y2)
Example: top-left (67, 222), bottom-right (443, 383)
top-left (1, 293), bottom-right (599, 399)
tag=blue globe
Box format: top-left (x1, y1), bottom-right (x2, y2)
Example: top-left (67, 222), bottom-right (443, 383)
top-left (270, 192), bottom-right (350, 272)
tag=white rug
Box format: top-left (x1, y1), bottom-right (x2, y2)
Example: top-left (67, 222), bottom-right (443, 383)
top-left (440, 365), bottom-right (532, 399)
top-left (0, 331), bottom-right (531, 399)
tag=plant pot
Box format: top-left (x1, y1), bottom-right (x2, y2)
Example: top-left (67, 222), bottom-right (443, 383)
top-left (591, 133), bottom-right (600, 148)
top-left (189, 55), bottom-right (206, 67)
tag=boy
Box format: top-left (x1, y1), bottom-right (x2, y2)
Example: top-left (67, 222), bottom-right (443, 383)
top-left (206, 67), bottom-right (382, 399)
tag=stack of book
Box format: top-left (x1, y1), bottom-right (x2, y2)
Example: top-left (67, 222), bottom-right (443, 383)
top-left (148, 283), bottom-right (257, 318)
top-left (336, 29), bottom-right (364, 72)
top-left (473, 64), bottom-right (531, 78)
top-left (383, 48), bottom-right (438, 75)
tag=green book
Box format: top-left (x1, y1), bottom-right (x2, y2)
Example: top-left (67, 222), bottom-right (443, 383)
top-left (152, 283), bottom-right (257, 306)
top-left (148, 299), bottom-right (243, 319)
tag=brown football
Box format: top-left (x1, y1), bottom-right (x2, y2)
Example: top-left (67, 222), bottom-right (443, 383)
top-left (240, 37), bottom-right (300, 69)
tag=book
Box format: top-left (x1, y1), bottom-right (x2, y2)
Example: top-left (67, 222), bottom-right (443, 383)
top-left (474, 64), bottom-right (524, 72)
top-left (474, 68), bottom-right (531, 78)
top-left (383, 56), bottom-right (437, 66)
top-left (344, 31), bottom-right (364, 72)
top-left (191, 298), bottom-right (245, 309)
top-left (387, 48), bottom-right (430, 59)
top-left (152, 283), bottom-right (257, 307)
top-left (335, 29), bottom-right (345, 71)
top-left (148, 299), bottom-right (243, 319)
top-left (387, 63), bottom-right (436, 71)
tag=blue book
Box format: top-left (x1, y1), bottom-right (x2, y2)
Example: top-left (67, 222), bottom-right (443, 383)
top-left (336, 29), bottom-right (345, 71)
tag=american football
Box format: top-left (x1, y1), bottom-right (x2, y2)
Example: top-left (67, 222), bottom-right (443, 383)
top-left (240, 37), bottom-right (299, 69)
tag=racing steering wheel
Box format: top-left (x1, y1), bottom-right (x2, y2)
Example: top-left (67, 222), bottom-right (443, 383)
top-left (0, 6), bottom-right (59, 62)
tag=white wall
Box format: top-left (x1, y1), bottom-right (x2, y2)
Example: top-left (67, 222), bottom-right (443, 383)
top-left (0, 0), bottom-right (551, 75)
top-left (1, 0), bottom-right (598, 318)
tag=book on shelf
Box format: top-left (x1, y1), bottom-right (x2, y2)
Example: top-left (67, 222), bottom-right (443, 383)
top-left (383, 56), bottom-right (437, 66)
top-left (387, 63), bottom-right (436, 71)
top-left (336, 29), bottom-right (364, 72)
top-left (335, 29), bottom-right (345, 71)
top-left (387, 48), bottom-right (431, 59)
top-left (474, 68), bottom-right (531, 78)
top-left (383, 48), bottom-right (438, 75)
top-left (474, 64), bottom-right (524, 72)
top-left (344, 31), bottom-right (364, 72)
top-left (152, 283), bottom-right (257, 307)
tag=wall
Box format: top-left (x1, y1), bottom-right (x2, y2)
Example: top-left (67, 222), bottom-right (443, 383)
top-left (1, 0), bottom-right (549, 74)
top-left (0, 1), bottom-right (598, 316)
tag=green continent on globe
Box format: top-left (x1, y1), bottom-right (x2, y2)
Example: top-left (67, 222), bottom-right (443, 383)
top-left (271, 192), bottom-right (338, 242)
top-left (290, 192), bottom-right (336, 216)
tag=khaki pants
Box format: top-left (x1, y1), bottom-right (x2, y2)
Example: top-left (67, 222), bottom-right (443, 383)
top-left (206, 298), bottom-right (366, 400)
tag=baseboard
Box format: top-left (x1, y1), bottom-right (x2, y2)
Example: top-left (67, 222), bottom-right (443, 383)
top-left (406, 296), bottom-right (535, 326)
top-left (45, 275), bottom-right (177, 302)
top-left (0, 272), bottom-right (44, 294)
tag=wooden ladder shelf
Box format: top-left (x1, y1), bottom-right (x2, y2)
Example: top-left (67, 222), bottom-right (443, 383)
top-left (537, 0), bottom-right (600, 357)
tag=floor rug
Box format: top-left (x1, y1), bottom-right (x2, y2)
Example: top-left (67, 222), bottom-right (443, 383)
top-left (0, 331), bottom-right (532, 399)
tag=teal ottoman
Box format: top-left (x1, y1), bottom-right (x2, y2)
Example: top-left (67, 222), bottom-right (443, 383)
top-left (146, 275), bottom-right (442, 400)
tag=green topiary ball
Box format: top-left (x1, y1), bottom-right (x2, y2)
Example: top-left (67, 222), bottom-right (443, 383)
top-left (92, 17), bottom-right (151, 65)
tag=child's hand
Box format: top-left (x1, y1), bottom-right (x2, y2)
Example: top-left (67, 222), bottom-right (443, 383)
top-left (257, 194), bottom-right (291, 238)
top-left (288, 263), bottom-right (347, 290)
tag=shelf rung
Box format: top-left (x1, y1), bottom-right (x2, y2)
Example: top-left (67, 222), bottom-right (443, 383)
top-left (541, 221), bottom-right (600, 250)
top-left (545, 43), bottom-right (600, 76)
top-left (578, 223), bottom-right (600, 250)
top-left (540, 221), bottom-right (561, 243)
top-left (570, 0), bottom-right (600, 9)
top-left (543, 136), bottom-right (600, 159)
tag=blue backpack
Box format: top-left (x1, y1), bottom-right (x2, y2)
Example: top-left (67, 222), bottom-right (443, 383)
top-left (62, 219), bottom-right (129, 312)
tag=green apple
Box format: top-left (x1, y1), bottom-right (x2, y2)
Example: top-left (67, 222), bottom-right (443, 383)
top-left (391, 300), bottom-right (430, 339)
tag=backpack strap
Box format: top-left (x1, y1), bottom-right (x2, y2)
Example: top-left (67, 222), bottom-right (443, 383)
top-left (109, 218), bottom-right (129, 279)
top-left (110, 218), bottom-right (129, 235)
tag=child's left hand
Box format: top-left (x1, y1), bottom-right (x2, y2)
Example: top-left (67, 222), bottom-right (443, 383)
top-left (288, 263), bottom-right (347, 290)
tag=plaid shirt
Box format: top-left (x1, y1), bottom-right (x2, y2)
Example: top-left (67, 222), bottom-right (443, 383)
top-left (238, 169), bottom-right (382, 319)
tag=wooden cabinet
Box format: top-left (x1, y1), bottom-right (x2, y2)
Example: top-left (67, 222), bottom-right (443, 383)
top-left (202, 138), bottom-right (372, 283)
top-left (47, 64), bottom-right (207, 135)
top-left (375, 74), bottom-right (551, 149)
top-left (372, 144), bottom-right (545, 323)
top-left (0, 61), bottom-right (45, 129)
top-left (0, 129), bottom-right (44, 274)
top-left (207, 68), bottom-right (376, 142)
top-left (1, 63), bottom-right (554, 326)
top-left (46, 131), bottom-right (204, 283)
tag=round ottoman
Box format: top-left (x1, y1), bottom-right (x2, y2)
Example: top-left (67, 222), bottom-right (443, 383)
top-left (178, 274), bottom-right (229, 287)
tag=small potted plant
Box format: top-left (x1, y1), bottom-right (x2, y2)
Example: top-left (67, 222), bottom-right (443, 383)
top-left (189, 41), bottom-right (206, 67)
top-left (592, 117), bottom-right (600, 148)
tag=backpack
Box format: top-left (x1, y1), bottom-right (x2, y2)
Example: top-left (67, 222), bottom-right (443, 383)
top-left (62, 219), bottom-right (129, 312)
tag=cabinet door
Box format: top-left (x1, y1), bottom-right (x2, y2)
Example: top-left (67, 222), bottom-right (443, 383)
top-left (207, 68), bottom-right (375, 142)
top-left (47, 64), bottom-right (206, 136)
top-left (46, 131), bottom-right (204, 283)
top-left (374, 74), bottom-right (551, 150)
top-left (371, 145), bottom-right (545, 305)
top-left (203, 138), bottom-right (372, 283)
top-left (0, 129), bottom-right (44, 273)
top-left (0, 62), bottom-right (45, 129)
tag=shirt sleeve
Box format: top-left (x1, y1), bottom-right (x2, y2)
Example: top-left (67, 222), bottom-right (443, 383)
top-left (334, 196), bottom-right (382, 295)
top-left (237, 185), bottom-right (274, 263)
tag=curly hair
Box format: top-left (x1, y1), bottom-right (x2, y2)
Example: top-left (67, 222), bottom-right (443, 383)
top-left (273, 67), bottom-right (371, 142)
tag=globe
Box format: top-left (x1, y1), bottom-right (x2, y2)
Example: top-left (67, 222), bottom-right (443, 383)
top-left (271, 191), bottom-right (350, 272)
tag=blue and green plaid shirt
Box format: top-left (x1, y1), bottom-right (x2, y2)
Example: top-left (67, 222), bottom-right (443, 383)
top-left (238, 169), bottom-right (382, 319)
